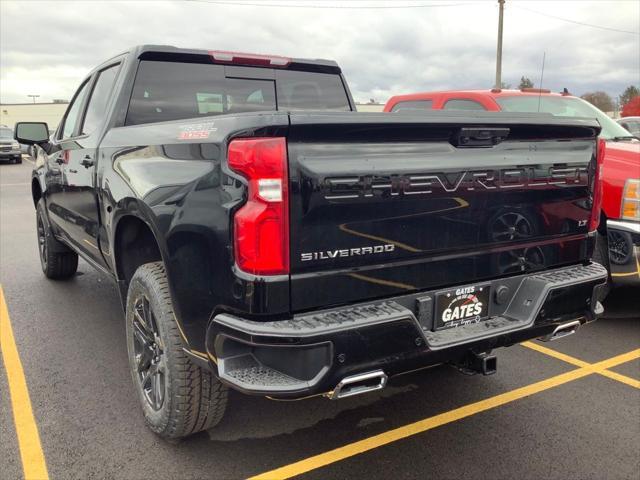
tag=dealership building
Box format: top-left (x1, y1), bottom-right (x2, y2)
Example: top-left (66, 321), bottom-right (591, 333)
top-left (0, 102), bottom-right (69, 131)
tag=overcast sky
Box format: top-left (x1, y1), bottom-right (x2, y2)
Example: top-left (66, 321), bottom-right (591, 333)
top-left (1, 0), bottom-right (638, 105)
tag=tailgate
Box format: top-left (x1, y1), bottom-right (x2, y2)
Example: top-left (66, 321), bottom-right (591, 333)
top-left (287, 112), bottom-right (600, 311)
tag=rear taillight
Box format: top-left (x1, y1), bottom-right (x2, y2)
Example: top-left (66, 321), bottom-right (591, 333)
top-left (228, 137), bottom-right (289, 275)
top-left (589, 138), bottom-right (605, 232)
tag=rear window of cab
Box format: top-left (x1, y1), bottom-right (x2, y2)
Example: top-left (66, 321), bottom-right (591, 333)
top-left (125, 60), bottom-right (351, 126)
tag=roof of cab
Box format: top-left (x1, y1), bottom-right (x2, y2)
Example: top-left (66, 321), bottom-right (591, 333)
top-left (131, 44), bottom-right (342, 73)
top-left (391, 89), bottom-right (572, 99)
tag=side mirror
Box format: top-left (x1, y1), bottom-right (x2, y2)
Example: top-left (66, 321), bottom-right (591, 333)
top-left (15, 122), bottom-right (50, 145)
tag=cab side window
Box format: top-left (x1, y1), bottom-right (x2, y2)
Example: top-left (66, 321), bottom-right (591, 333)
top-left (60, 80), bottom-right (91, 140)
top-left (82, 64), bottom-right (120, 135)
top-left (390, 100), bottom-right (433, 112)
top-left (443, 99), bottom-right (487, 111)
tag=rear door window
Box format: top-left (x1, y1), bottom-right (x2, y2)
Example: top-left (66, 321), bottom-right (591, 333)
top-left (443, 99), bottom-right (487, 111)
top-left (390, 100), bottom-right (433, 112)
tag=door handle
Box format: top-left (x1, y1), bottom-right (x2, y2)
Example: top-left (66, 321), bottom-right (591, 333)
top-left (81, 157), bottom-right (94, 168)
top-left (69, 169), bottom-right (78, 174)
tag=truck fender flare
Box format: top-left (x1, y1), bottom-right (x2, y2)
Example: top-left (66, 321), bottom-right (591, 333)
top-left (110, 200), bottom-right (170, 283)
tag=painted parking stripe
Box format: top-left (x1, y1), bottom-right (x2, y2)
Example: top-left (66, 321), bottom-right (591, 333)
top-left (520, 341), bottom-right (589, 367)
top-left (599, 369), bottom-right (640, 389)
top-left (0, 286), bottom-right (49, 480)
top-left (249, 349), bottom-right (640, 480)
top-left (521, 341), bottom-right (640, 388)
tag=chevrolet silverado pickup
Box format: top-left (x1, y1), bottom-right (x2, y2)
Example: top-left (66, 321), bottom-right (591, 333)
top-left (16, 45), bottom-right (607, 439)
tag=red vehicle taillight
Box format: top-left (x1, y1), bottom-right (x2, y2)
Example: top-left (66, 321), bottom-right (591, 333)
top-left (228, 137), bottom-right (289, 275)
top-left (589, 138), bottom-right (605, 232)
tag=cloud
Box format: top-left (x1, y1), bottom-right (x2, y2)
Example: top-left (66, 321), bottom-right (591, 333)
top-left (1, 0), bottom-right (638, 104)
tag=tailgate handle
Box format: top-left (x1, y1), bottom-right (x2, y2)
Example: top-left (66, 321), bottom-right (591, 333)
top-left (452, 127), bottom-right (510, 148)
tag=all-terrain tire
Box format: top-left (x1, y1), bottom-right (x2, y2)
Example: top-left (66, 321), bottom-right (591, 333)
top-left (36, 198), bottom-right (78, 279)
top-left (125, 262), bottom-right (228, 439)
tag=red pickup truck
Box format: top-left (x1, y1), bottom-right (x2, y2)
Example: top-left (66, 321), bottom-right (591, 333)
top-left (385, 89), bottom-right (640, 292)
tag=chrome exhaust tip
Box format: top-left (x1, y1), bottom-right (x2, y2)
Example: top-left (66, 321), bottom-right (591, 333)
top-left (327, 370), bottom-right (388, 400)
top-left (539, 320), bottom-right (581, 342)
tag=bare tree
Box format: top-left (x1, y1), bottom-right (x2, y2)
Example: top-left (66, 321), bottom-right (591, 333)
top-left (580, 91), bottom-right (614, 112)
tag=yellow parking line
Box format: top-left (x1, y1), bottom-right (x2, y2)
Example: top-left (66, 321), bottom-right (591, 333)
top-left (521, 341), bottom-right (639, 389)
top-left (593, 350), bottom-right (640, 370)
top-left (598, 369), bottom-right (640, 389)
top-left (249, 349), bottom-right (640, 480)
top-left (0, 286), bottom-right (49, 480)
top-left (520, 341), bottom-right (590, 368)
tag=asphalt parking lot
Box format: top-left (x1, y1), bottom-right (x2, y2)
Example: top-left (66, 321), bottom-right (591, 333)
top-left (1, 158), bottom-right (639, 480)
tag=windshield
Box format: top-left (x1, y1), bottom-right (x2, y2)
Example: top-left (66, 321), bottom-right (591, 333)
top-left (0, 128), bottom-right (14, 140)
top-left (495, 95), bottom-right (631, 140)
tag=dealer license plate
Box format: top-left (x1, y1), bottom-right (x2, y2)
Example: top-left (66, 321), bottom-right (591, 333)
top-left (434, 284), bottom-right (491, 330)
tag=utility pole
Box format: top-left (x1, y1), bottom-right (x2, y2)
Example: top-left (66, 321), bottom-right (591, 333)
top-left (27, 94), bottom-right (40, 104)
top-left (495, 0), bottom-right (505, 89)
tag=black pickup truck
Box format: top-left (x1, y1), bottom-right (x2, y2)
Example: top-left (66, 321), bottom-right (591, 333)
top-left (16, 45), bottom-right (607, 439)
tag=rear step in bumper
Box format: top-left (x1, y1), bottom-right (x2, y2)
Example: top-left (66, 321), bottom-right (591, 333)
top-left (207, 263), bottom-right (607, 399)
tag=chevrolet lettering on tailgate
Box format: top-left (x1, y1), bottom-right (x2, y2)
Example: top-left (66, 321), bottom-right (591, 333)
top-left (323, 166), bottom-right (589, 200)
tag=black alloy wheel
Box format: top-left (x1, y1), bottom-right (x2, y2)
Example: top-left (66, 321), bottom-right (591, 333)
top-left (126, 262), bottom-right (228, 438)
top-left (132, 294), bottom-right (166, 411)
top-left (608, 230), bottom-right (633, 265)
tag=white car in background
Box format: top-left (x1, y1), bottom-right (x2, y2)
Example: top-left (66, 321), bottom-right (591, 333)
top-left (617, 116), bottom-right (640, 136)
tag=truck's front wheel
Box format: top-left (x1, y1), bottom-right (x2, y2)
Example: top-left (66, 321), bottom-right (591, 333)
top-left (125, 262), bottom-right (228, 438)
